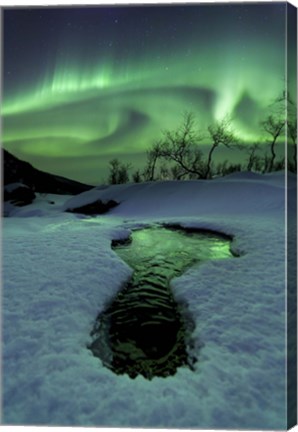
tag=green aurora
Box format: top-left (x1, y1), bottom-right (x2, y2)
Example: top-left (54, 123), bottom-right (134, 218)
top-left (2, 4), bottom-right (296, 184)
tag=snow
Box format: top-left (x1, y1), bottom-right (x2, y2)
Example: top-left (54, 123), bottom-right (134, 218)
top-left (4, 182), bottom-right (29, 193)
top-left (2, 172), bottom-right (296, 429)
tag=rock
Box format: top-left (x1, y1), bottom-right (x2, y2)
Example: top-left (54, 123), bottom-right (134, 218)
top-left (65, 199), bottom-right (118, 215)
top-left (4, 183), bottom-right (36, 206)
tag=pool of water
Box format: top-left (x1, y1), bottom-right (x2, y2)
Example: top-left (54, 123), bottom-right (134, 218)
top-left (89, 225), bottom-right (233, 379)
top-left (114, 225), bottom-right (232, 273)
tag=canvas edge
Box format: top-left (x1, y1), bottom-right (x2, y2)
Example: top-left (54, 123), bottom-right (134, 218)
top-left (286, 1), bottom-right (297, 429)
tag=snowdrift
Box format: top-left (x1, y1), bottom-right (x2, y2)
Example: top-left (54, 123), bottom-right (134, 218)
top-left (2, 171), bottom-right (295, 429)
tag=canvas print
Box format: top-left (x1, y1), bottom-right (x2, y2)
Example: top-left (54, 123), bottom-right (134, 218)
top-left (1, 1), bottom-right (297, 429)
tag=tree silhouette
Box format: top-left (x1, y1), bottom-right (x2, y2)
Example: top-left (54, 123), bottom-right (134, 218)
top-left (213, 159), bottom-right (243, 176)
top-left (151, 112), bottom-right (205, 179)
top-left (261, 115), bottom-right (285, 172)
top-left (132, 169), bottom-right (142, 183)
top-left (108, 158), bottom-right (131, 184)
top-left (260, 89), bottom-right (297, 172)
top-left (143, 141), bottom-right (162, 181)
top-left (205, 118), bottom-right (238, 179)
top-left (285, 90), bottom-right (297, 172)
top-left (245, 143), bottom-right (262, 171)
top-left (288, 119), bottom-right (297, 172)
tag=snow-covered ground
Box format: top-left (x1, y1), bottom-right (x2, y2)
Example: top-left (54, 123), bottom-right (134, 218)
top-left (2, 171), bottom-right (296, 429)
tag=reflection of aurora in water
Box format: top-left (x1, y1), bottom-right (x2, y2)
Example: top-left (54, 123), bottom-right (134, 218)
top-left (2, 4), bottom-right (297, 183)
top-left (90, 226), bottom-right (233, 379)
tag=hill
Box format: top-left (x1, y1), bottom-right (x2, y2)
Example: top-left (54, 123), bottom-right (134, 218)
top-left (2, 149), bottom-right (93, 195)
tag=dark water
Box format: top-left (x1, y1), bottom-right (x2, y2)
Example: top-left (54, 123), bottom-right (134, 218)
top-left (89, 226), bottom-right (233, 379)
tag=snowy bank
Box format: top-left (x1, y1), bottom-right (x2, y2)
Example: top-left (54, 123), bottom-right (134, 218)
top-left (2, 172), bottom-right (295, 429)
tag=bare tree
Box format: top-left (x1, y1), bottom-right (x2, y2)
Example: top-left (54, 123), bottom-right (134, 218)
top-left (158, 162), bottom-right (171, 180)
top-left (144, 112), bottom-right (205, 180)
top-left (288, 119), bottom-right (297, 172)
top-left (245, 144), bottom-right (261, 171)
top-left (205, 118), bottom-right (238, 179)
top-left (171, 164), bottom-right (187, 180)
top-left (260, 89), bottom-right (297, 172)
top-left (108, 158), bottom-right (120, 184)
top-left (108, 158), bottom-right (131, 184)
top-left (261, 115), bottom-right (285, 172)
top-left (285, 89), bottom-right (297, 172)
top-left (224, 163), bottom-right (242, 176)
top-left (261, 152), bottom-right (271, 174)
top-left (274, 157), bottom-right (285, 171)
top-left (132, 169), bottom-right (142, 183)
top-left (215, 160), bottom-right (228, 177)
top-left (158, 112), bottom-right (205, 179)
top-left (118, 164), bottom-right (131, 184)
top-left (143, 141), bottom-right (162, 181)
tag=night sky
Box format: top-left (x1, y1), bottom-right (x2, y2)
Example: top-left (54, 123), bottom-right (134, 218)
top-left (2, 3), bottom-right (296, 184)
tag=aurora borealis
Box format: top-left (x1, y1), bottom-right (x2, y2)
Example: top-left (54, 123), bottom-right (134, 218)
top-left (2, 3), bottom-right (297, 184)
